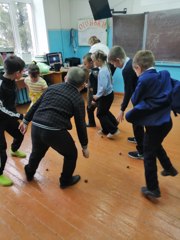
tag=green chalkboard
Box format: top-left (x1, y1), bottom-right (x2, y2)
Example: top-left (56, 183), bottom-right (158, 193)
top-left (113, 14), bottom-right (145, 58)
top-left (113, 9), bottom-right (180, 62)
top-left (146, 9), bottom-right (180, 61)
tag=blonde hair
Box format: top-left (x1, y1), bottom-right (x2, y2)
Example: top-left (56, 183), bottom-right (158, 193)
top-left (88, 36), bottom-right (100, 46)
top-left (108, 45), bottom-right (126, 62)
top-left (133, 50), bottom-right (155, 71)
top-left (92, 50), bottom-right (107, 62)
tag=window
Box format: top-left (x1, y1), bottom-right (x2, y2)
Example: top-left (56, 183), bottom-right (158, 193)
top-left (0, 0), bottom-right (43, 61)
top-left (0, 3), bottom-right (15, 50)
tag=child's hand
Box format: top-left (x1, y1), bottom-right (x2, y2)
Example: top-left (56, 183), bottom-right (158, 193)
top-left (91, 100), bottom-right (96, 105)
top-left (93, 95), bottom-right (98, 101)
top-left (117, 110), bottom-right (124, 122)
top-left (19, 122), bottom-right (28, 135)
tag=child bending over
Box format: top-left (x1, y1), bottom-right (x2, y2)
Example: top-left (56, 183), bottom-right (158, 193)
top-left (126, 50), bottom-right (178, 199)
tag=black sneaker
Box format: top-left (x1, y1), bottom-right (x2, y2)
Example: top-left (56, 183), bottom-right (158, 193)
top-left (161, 167), bottom-right (178, 176)
top-left (24, 165), bottom-right (34, 181)
top-left (127, 137), bottom-right (137, 144)
top-left (141, 186), bottom-right (161, 198)
top-left (128, 151), bottom-right (144, 160)
top-left (60, 175), bottom-right (81, 189)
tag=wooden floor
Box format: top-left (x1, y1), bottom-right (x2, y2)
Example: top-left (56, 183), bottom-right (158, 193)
top-left (1, 94), bottom-right (180, 240)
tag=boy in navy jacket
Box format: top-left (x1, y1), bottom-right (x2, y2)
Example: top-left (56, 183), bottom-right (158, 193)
top-left (126, 50), bottom-right (178, 199)
top-left (108, 46), bottom-right (144, 159)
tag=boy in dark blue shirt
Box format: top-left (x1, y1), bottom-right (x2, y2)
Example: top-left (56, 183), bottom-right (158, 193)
top-left (83, 53), bottom-right (98, 127)
top-left (126, 50), bottom-right (178, 199)
top-left (108, 46), bottom-right (144, 158)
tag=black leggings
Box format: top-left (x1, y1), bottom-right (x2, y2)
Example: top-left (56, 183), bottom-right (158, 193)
top-left (0, 119), bottom-right (24, 174)
top-left (96, 92), bottom-right (118, 134)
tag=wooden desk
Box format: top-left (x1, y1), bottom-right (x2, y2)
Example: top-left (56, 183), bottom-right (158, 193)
top-left (16, 68), bottom-right (68, 90)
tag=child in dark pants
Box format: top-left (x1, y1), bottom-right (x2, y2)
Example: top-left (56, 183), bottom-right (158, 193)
top-left (126, 50), bottom-right (178, 199)
top-left (108, 46), bottom-right (144, 159)
top-left (92, 50), bottom-right (119, 139)
top-left (0, 55), bottom-right (26, 186)
top-left (19, 67), bottom-right (89, 189)
top-left (83, 53), bottom-right (99, 127)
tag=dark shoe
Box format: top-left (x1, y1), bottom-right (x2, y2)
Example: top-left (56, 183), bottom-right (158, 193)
top-left (86, 123), bottom-right (96, 127)
top-left (127, 137), bottom-right (137, 144)
top-left (60, 175), bottom-right (81, 189)
top-left (141, 186), bottom-right (161, 198)
top-left (161, 167), bottom-right (178, 176)
top-left (24, 165), bottom-right (34, 181)
top-left (128, 151), bottom-right (144, 160)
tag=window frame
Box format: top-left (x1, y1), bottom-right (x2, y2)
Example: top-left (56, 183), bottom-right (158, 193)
top-left (0, 0), bottom-right (38, 58)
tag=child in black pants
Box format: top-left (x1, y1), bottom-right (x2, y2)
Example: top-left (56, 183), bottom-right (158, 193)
top-left (108, 46), bottom-right (144, 159)
top-left (83, 53), bottom-right (99, 127)
top-left (19, 67), bottom-right (89, 189)
top-left (126, 50), bottom-right (178, 199)
top-left (92, 50), bottom-right (119, 139)
top-left (0, 55), bottom-right (26, 186)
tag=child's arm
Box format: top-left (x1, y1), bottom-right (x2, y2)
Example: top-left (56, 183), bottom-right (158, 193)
top-left (93, 71), bottom-right (107, 99)
top-left (131, 81), bottom-right (146, 106)
top-left (41, 78), bottom-right (48, 91)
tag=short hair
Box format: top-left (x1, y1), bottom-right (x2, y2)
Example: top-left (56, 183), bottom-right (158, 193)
top-left (28, 63), bottom-right (40, 78)
top-left (133, 50), bottom-right (155, 71)
top-left (108, 46), bottom-right (126, 61)
top-left (4, 55), bottom-right (25, 75)
top-left (67, 67), bottom-right (86, 88)
top-left (88, 36), bottom-right (101, 45)
top-left (92, 50), bottom-right (107, 62)
top-left (83, 53), bottom-right (92, 63)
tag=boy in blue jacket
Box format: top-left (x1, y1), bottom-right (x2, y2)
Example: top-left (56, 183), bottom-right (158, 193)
top-left (126, 50), bottom-right (178, 199)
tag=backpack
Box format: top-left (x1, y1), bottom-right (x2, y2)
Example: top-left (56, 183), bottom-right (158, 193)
top-left (171, 79), bottom-right (180, 116)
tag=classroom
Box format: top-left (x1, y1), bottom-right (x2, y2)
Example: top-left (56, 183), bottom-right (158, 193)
top-left (0, 0), bottom-right (180, 239)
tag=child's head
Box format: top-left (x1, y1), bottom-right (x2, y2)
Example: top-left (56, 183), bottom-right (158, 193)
top-left (28, 63), bottom-right (40, 80)
top-left (66, 67), bottom-right (86, 89)
top-left (88, 36), bottom-right (100, 46)
top-left (4, 55), bottom-right (25, 80)
top-left (91, 50), bottom-right (107, 67)
top-left (83, 53), bottom-right (93, 70)
top-left (133, 50), bottom-right (155, 76)
top-left (108, 46), bottom-right (126, 68)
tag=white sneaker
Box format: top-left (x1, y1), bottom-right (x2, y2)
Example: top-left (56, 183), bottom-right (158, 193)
top-left (97, 129), bottom-right (106, 135)
top-left (107, 129), bottom-right (120, 139)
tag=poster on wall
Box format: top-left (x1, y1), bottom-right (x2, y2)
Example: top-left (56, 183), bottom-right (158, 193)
top-left (78, 18), bottom-right (107, 46)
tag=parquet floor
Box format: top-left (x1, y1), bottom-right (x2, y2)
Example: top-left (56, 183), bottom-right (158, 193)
top-left (1, 94), bottom-right (180, 240)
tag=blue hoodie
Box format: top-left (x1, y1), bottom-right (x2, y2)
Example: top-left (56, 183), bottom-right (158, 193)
top-left (126, 69), bottom-right (173, 126)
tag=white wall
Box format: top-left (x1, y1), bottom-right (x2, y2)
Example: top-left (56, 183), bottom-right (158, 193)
top-left (133, 0), bottom-right (180, 13)
top-left (43, 0), bottom-right (70, 29)
top-left (68, 0), bottom-right (180, 28)
top-left (42, 0), bottom-right (180, 29)
top-left (68, 0), bottom-right (132, 28)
